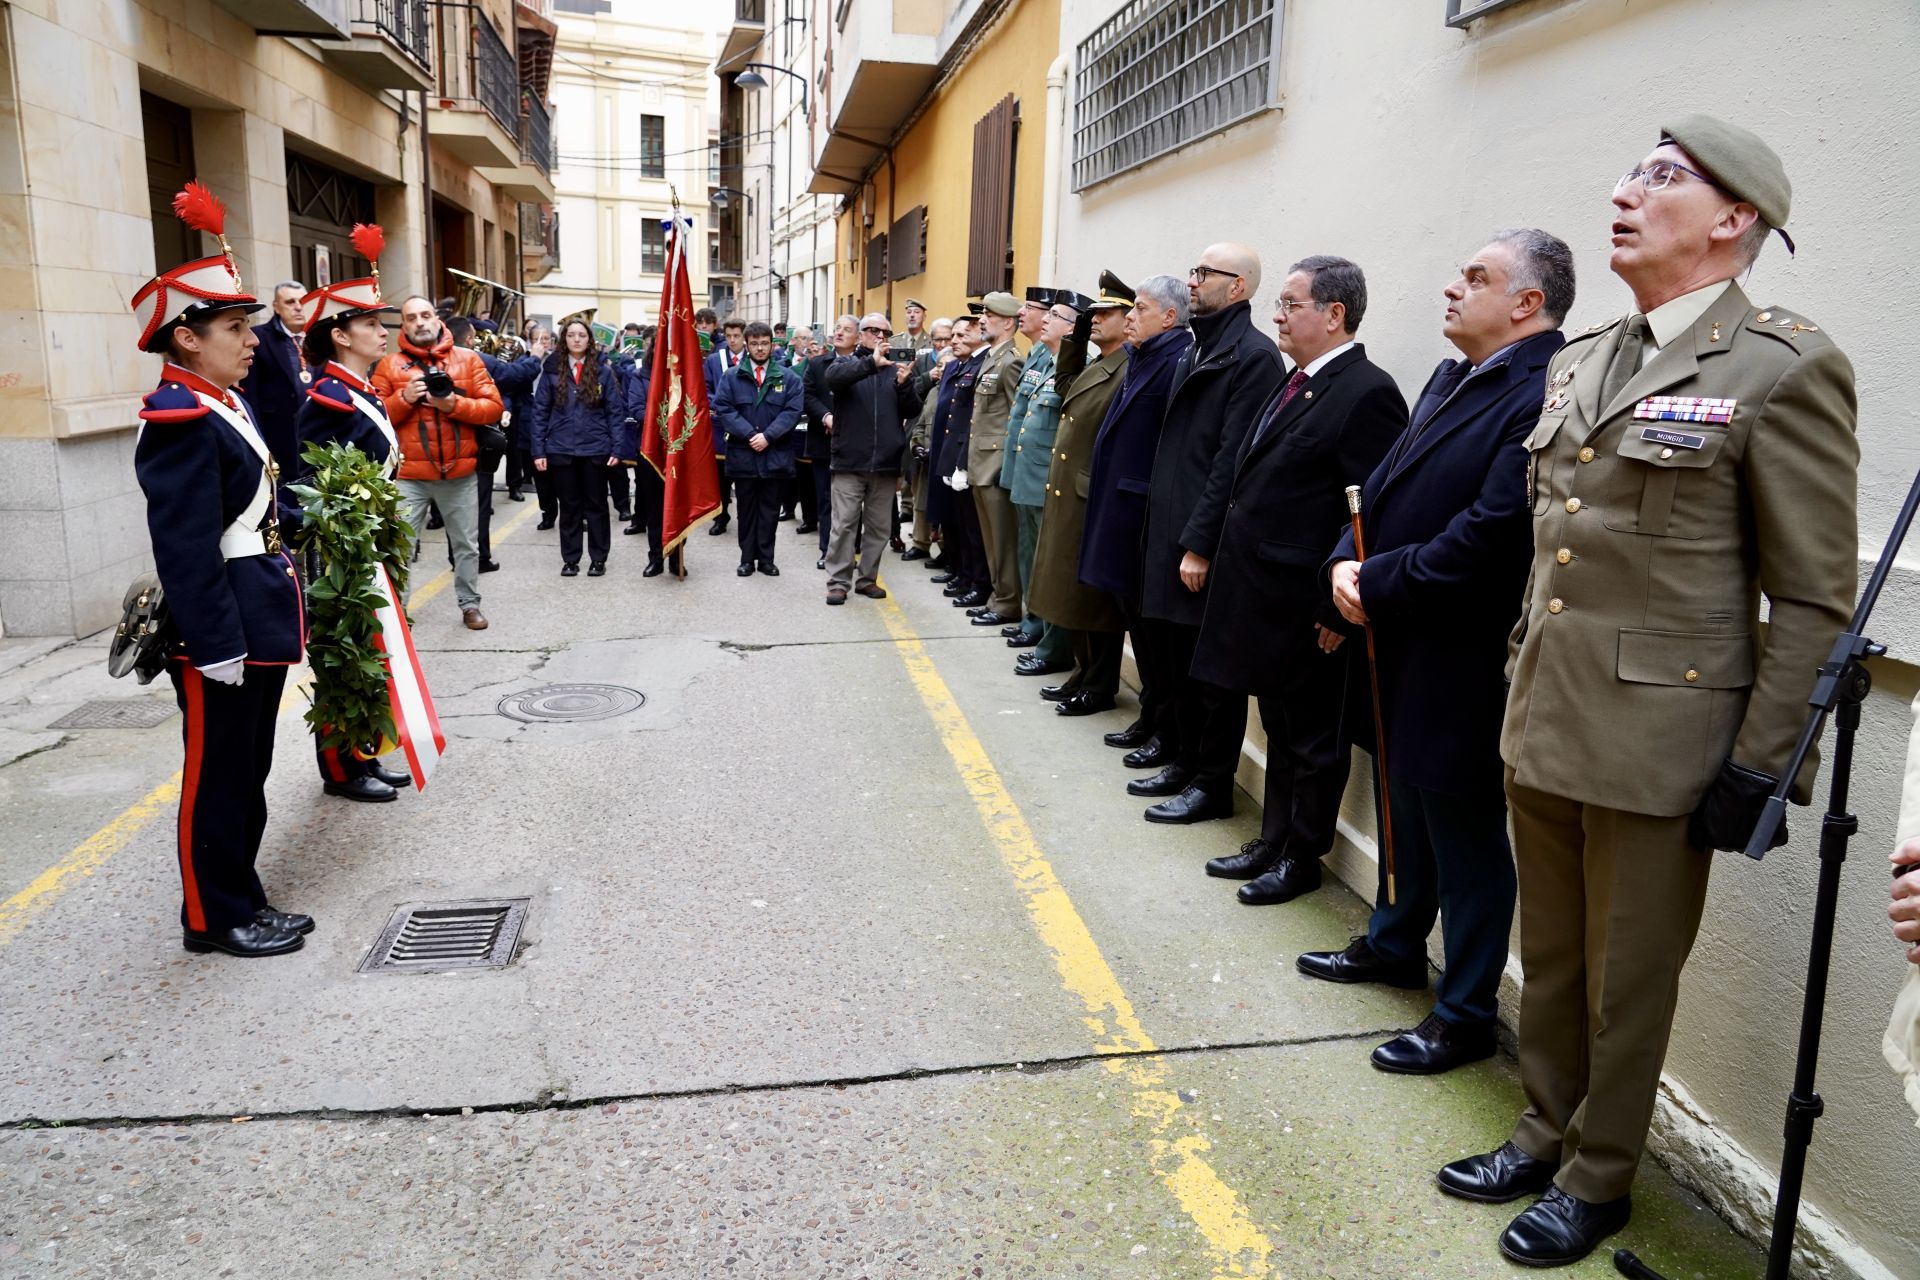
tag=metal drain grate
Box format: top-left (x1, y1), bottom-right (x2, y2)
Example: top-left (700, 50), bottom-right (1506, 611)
top-left (358, 898), bottom-right (530, 974)
top-left (497, 683), bottom-right (645, 724)
top-left (47, 699), bottom-right (178, 730)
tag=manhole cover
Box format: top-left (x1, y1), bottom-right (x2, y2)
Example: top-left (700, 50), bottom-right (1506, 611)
top-left (497, 683), bottom-right (645, 724)
top-left (47, 699), bottom-right (177, 730)
top-left (359, 898), bottom-right (530, 974)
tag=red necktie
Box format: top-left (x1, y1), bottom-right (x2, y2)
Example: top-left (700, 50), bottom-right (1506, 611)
top-left (754, 363), bottom-right (765, 387)
top-left (572, 362), bottom-right (581, 385)
top-left (1277, 368), bottom-right (1309, 408)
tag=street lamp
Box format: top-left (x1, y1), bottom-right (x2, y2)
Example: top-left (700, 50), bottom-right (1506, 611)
top-left (732, 62), bottom-right (809, 117)
top-left (710, 186), bottom-right (754, 214)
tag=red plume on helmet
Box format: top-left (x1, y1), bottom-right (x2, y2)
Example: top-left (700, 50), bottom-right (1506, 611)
top-left (350, 223), bottom-right (385, 265)
top-left (171, 182), bottom-right (228, 235)
top-left (301, 223), bottom-right (395, 329)
top-left (128, 180), bottom-right (259, 352)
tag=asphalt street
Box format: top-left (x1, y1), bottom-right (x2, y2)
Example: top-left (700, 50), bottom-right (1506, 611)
top-left (0, 502), bottom-right (1765, 1278)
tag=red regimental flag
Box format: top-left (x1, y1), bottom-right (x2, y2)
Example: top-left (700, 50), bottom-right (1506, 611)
top-left (640, 216), bottom-right (721, 555)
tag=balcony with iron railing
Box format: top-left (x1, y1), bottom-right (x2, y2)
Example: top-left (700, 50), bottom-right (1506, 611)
top-left (319, 0), bottom-right (436, 90)
top-left (521, 93), bottom-right (553, 178)
top-left (429, 3), bottom-right (523, 170)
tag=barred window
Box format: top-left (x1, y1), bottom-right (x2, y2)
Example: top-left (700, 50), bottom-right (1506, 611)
top-left (1071, 0), bottom-right (1281, 192)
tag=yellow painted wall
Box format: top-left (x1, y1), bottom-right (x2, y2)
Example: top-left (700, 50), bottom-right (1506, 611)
top-left (839, 0), bottom-right (1060, 327)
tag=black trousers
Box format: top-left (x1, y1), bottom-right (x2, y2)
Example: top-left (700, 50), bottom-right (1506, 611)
top-left (1251, 650), bottom-right (1350, 853)
top-left (949, 487), bottom-right (991, 594)
top-left (714, 453), bottom-right (731, 516)
top-left (607, 464), bottom-right (634, 519)
top-left (168, 661), bottom-right (286, 931)
top-left (315, 727), bottom-right (370, 784)
top-left (797, 459), bottom-right (823, 528)
top-left (475, 459), bottom-right (497, 560)
top-left (1123, 600), bottom-right (1172, 743)
top-left (504, 441), bottom-right (527, 492)
top-left (733, 475), bottom-right (782, 566)
top-left (1142, 617), bottom-right (1247, 792)
top-left (1071, 628), bottom-right (1125, 698)
top-left (518, 446), bottom-right (555, 516)
top-left (810, 460), bottom-right (832, 553)
top-left (634, 462), bottom-right (665, 560)
top-left (551, 455), bottom-right (611, 566)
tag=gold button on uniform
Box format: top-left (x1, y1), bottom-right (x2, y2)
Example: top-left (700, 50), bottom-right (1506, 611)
top-left (1548, 598), bottom-right (1564, 614)
top-left (1578, 447), bottom-right (1595, 463)
top-left (1684, 669), bottom-right (1700, 683)
top-left (1556, 548), bottom-right (1572, 565)
top-left (1566, 497), bottom-right (1581, 513)
top-left (1660, 447), bottom-right (1674, 460)
top-left (1755, 310), bottom-right (1772, 323)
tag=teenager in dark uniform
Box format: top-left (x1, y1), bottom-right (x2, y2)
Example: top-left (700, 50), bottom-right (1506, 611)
top-left (131, 182), bottom-right (311, 958)
top-left (293, 225), bottom-right (413, 804)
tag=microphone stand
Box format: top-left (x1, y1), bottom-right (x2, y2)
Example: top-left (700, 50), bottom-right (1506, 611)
top-left (1617, 463), bottom-right (1920, 1280)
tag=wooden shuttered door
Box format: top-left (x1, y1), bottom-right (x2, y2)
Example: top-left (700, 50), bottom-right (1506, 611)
top-left (889, 205), bottom-right (927, 282)
top-left (966, 95), bottom-right (1019, 297)
top-left (865, 232), bottom-right (889, 289)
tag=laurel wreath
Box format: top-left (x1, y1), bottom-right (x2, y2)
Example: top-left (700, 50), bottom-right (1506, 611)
top-left (288, 441), bottom-right (416, 759)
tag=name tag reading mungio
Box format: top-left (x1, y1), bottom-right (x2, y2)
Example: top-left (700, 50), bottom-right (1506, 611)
top-left (1639, 426), bottom-right (1708, 451)
top-left (1632, 395), bottom-right (1736, 425)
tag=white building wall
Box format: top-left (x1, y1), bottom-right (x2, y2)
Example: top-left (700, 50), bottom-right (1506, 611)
top-left (1053, 0), bottom-right (1918, 1274)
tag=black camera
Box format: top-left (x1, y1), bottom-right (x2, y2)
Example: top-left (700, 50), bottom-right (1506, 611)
top-left (423, 367), bottom-right (456, 399)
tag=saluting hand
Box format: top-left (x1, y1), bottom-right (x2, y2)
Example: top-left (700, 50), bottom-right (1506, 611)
top-left (1892, 840), bottom-right (1920, 964)
top-left (1331, 560), bottom-right (1367, 625)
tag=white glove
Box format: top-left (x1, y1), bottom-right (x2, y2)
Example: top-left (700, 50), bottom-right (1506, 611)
top-left (948, 468), bottom-right (970, 492)
top-left (200, 659), bottom-right (245, 686)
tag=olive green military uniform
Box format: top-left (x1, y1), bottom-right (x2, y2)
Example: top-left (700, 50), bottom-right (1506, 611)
top-left (969, 335), bottom-right (1025, 618)
top-left (1500, 278), bottom-right (1858, 1202)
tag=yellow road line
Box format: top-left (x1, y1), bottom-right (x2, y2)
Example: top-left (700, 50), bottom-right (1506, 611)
top-left (873, 584), bottom-right (1279, 1278)
top-left (0, 501), bottom-right (536, 945)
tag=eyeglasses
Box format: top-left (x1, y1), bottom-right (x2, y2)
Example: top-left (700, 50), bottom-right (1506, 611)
top-left (1273, 298), bottom-right (1318, 315)
top-left (1615, 160), bottom-right (1717, 194)
top-left (861, 326), bottom-right (892, 336)
top-left (1188, 266), bottom-right (1243, 284)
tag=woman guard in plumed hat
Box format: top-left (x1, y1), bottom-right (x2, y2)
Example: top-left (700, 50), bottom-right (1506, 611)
top-left (131, 182), bottom-right (312, 958)
top-left (294, 224), bottom-right (417, 804)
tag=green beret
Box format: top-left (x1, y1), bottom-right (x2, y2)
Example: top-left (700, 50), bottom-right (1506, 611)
top-left (981, 291), bottom-right (1021, 318)
top-left (1660, 114), bottom-right (1795, 253)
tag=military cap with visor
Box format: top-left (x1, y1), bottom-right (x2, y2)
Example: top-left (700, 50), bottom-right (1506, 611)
top-left (129, 182), bottom-right (261, 353)
top-left (1091, 270), bottom-right (1135, 310)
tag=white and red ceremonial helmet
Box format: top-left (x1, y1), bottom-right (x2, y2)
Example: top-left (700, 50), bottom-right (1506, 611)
top-left (301, 224), bottom-right (396, 328)
top-left (129, 182), bottom-right (261, 353)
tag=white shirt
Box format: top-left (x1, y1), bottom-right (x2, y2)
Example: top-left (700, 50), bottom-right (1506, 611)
top-left (1300, 339), bottom-right (1357, 378)
top-left (1637, 279), bottom-right (1732, 369)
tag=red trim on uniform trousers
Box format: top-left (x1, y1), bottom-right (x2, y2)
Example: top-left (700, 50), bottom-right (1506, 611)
top-left (176, 663), bottom-right (209, 932)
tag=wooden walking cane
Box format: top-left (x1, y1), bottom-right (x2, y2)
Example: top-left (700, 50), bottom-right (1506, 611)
top-left (1345, 485), bottom-right (1397, 906)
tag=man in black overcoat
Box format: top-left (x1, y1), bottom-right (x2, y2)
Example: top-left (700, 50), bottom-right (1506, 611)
top-left (237, 280), bottom-right (309, 476)
top-left (1295, 232), bottom-right (1570, 1079)
top-left (1131, 244), bottom-right (1283, 824)
top-left (1191, 256), bottom-right (1406, 886)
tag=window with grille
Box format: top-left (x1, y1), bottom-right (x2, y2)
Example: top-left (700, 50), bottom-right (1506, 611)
top-left (642, 218), bottom-right (666, 274)
top-left (1071, 0), bottom-right (1281, 192)
top-left (640, 114), bottom-right (665, 179)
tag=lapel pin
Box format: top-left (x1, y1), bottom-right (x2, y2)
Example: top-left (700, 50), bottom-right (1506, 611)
top-left (1709, 322), bottom-right (1722, 343)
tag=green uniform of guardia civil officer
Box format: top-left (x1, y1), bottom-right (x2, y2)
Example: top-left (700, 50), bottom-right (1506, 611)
top-left (1436, 116), bottom-right (1860, 1269)
top-left (1002, 310), bottom-right (1063, 660)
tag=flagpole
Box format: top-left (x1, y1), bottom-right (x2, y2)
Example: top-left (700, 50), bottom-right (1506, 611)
top-left (666, 188), bottom-right (688, 579)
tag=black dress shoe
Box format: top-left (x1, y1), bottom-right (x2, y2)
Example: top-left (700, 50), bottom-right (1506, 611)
top-left (954, 590), bottom-right (988, 608)
top-left (901, 546), bottom-right (929, 561)
top-left (1014, 654), bottom-right (1068, 676)
top-left (624, 523), bottom-right (646, 535)
top-left (778, 508), bottom-right (794, 521)
top-left (1437, 1142), bottom-right (1562, 1204)
top-left (795, 522), bottom-right (818, 535)
top-left (738, 563), bottom-right (756, 576)
top-left (1296, 934), bottom-right (1426, 985)
top-left (1205, 837), bottom-right (1280, 880)
top-left (759, 563), bottom-right (780, 576)
top-left (1372, 1012), bottom-right (1497, 1075)
top-left (1038, 682), bottom-right (1078, 702)
top-left (1122, 738), bottom-right (1172, 769)
top-left (478, 558), bottom-right (501, 573)
top-left (931, 572), bottom-right (957, 584)
top-left (536, 516), bottom-right (556, 530)
top-left (508, 488), bottom-right (525, 501)
top-left (1239, 854), bottom-right (1323, 904)
top-left (1127, 764), bottom-right (1193, 797)
top-left (183, 921), bottom-right (304, 957)
top-left (255, 906), bottom-right (315, 935)
top-left (1006, 633), bottom-right (1040, 649)
top-left (1144, 785), bottom-right (1234, 825)
top-left (708, 515), bottom-right (730, 534)
top-left (1104, 721), bottom-right (1153, 749)
top-left (1055, 689), bottom-right (1116, 716)
top-left (1000, 624), bottom-right (1024, 639)
top-left (927, 555), bottom-right (950, 571)
top-left (943, 583), bottom-right (967, 598)
top-left (816, 555), bottom-right (826, 570)
top-left (967, 606), bottom-right (991, 617)
top-left (366, 762), bottom-right (412, 789)
top-left (588, 561), bottom-right (606, 577)
top-left (971, 611), bottom-right (1015, 626)
top-left (643, 558), bottom-right (665, 577)
top-left (1498, 1187), bottom-right (1631, 1267)
top-left (322, 776), bottom-right (398, 803)
top-left (561, 562), bottom-right (579, 577)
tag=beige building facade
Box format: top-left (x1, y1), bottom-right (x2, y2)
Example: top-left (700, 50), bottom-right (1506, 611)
top-left (0, 0), bottom-right (554, 639)
top-left (528, 0), bottom-right (726, 332)
top-left (1049, 0), bottom-right (1916, 1274)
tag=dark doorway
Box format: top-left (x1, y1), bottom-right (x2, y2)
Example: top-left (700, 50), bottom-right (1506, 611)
top-left (142, 92), bottom-right (196, 270)
top-left (286, 150), bottom-right (376, 292)
top-left (432, 196), bottom-right (472, 305)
